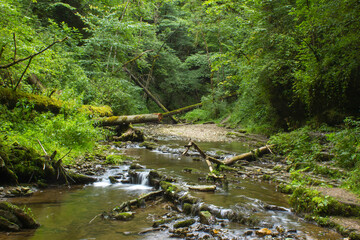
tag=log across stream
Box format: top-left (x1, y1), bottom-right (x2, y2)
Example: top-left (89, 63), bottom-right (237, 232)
top-left (1, 139), bottom-right (342, 240)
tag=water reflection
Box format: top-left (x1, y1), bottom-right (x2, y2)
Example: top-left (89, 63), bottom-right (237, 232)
top-left (1, 140), bottom-right (342, 240)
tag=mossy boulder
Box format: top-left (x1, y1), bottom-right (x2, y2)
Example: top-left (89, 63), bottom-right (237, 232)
top-left (139, 141), bottom-right (158, 150)
top-left (199, 211), bottom-right (212, 225)
top-left (183, 203), bottom-right (193, 214)
top-left (173, 219), bottom-right (195, 228)
top-left (129, 163), bottom-right (145, 169)
top-left (0, 201), bottom-right (39, 231)
top-left (113, 212), bottom-right (135, 221)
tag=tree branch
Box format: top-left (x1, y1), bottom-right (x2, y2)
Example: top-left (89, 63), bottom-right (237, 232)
top-left (0, 37), bottom-right (68, 69)
top-left (13, 56), bottom-right (33, 91)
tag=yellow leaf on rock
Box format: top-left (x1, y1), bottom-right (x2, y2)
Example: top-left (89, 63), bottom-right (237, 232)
top-left (255, 228), bottom-right (272, 236)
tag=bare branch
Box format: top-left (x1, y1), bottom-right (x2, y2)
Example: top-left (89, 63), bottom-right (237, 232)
top-left (0, 36), bottom-right (69, 69)
top-left (122, 49), bottom-right (153, 68)
top-left (14, 56), bottom-right (33, 91)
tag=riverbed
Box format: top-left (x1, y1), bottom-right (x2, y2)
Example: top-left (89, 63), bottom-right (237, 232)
top-left (0, 125), bottom-right (342, 239)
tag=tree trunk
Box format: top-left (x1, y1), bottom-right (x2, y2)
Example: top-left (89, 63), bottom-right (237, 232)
top-left (99, 113), bottom-right (163, 126)
top-left (162, 103), bottom-right (203, 117)
top-left (222, 145), bottom-right (274, 165)
top-left (0, 87), bottom-right (113, 117)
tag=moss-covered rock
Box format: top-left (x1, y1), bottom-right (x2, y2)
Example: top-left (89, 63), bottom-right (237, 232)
top-left (139, 141), bottom-right (158, 150)
top-left (173, 219), bottom-right (195, 228)
top-left (113, 212), bottom-right (134, 221)
top-left (129, 163), bottom-right (145, 169)
top-left (153, 216), bottom-right (179, 227)
top-left (182, 203), bottom-right (193, 214)
top-left (0, 216), bottom-right (20, 231)
top-left (0, 201), bottom-right (39, 231)
top-left (199, 211), bottom-right (212, 225)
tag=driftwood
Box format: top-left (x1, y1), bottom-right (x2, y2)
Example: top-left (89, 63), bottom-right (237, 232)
top-left (222, 145), bottom-right (274, 166)
top-left (112, 190), bottom-right (164, 213)
top-left (183, 141), bottom-right (224, 179)
top-left (182, 141), bottom-right (274, 170)
top-left (99, 113), bottom-right (163, 126)
top-left (37, 140), bottom-right (75, 185)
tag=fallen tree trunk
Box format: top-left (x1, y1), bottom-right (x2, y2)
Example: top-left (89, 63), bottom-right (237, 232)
top-left (162, 103), bottom-right (203, 117)
top-left (182, 141), bottom-right (274, 169)
top-left (222, 145), bottom-right (274, 165)
top-left (162, 92), bottom-right (238, 118)
top-left (0, 87), bottom-right (113, 117)
top-left (99, 113), bottom-right (163, 126)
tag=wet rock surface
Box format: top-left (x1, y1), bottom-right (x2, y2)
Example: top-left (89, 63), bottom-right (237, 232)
top-left (0, 201), bottom-right (39, 231)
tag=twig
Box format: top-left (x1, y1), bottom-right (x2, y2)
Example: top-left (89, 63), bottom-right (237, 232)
top-left (58, 149), bottom-right (72, 162)
top-left (121, 49), bottom-right (153, 68)
top-left (89, 214), bottom-right (102, 224)
top-left (13, 56), bottom-right (33, 91)
top-left (266, 145), bottom-right (274, 154)
top-left (0, 36), bottom-right (68, 69)
top-left (119, 0), bottom-right (131, 22)
top-left (37, 139), bottom-right (48, 156)
top-left (37, 139), bottom-right (48, 170)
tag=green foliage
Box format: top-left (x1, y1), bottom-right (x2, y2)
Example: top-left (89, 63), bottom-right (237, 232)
top-left (327, 118), bottom-right (360, 169)
top-left (269, 127), bottom-right (322, 164)
top-left (290, 187), bottom-right (332, 216)
top-left (0, 102), bottom-right (104, 164)
top-left (105, 154), bottom-right (126, 165)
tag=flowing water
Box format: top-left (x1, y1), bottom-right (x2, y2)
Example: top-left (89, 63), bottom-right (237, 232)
top-left (1, 139), bottom-right (342, 240)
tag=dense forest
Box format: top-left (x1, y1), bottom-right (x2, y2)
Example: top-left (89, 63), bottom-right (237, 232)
top-left (1, 0), bottom-right (360, 237)
top-left (2, 0), bottom-right (359, 127)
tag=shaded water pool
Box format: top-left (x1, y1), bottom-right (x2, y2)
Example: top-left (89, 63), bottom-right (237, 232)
top-left (1, 140), bottom-right (341, 239)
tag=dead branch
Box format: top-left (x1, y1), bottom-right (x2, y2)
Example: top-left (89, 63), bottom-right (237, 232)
top-left (222, 145), bottom-right (274, 166)
top-left (182, 141), bottom-right (224, 179)
top-left (13, 56), bottom-right (33, 91)
top-left (122, 50), bottom-right (153, 67)
top-left (0, 36), bottom-right (68, 69)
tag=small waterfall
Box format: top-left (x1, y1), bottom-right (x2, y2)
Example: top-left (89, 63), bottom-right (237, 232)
top-left (93, 166), bottom-right (128, 187)
top-left (130, 171), bottom-right (150, 185)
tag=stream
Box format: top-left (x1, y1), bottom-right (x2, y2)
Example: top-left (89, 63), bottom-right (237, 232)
top-left (0, 139), bottom-right (342, 239)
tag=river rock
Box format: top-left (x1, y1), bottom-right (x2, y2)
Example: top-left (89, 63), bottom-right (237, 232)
top-left (109, 176), bottom-right (118, 184)
top-left (256, 228), bottom-right (272, 236)
top-left (188, 185), bottom-right (216, 192)
top-left (129, 163), bottom-right (145, 169)
top-left (139, 141), bottom-right (158, 150)
top-left (113, 212), bottom-right (134, 221)
top-left (199, 211), bottom-right (213, 225)
top-left (173, 218), bottom-right (195, 228)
